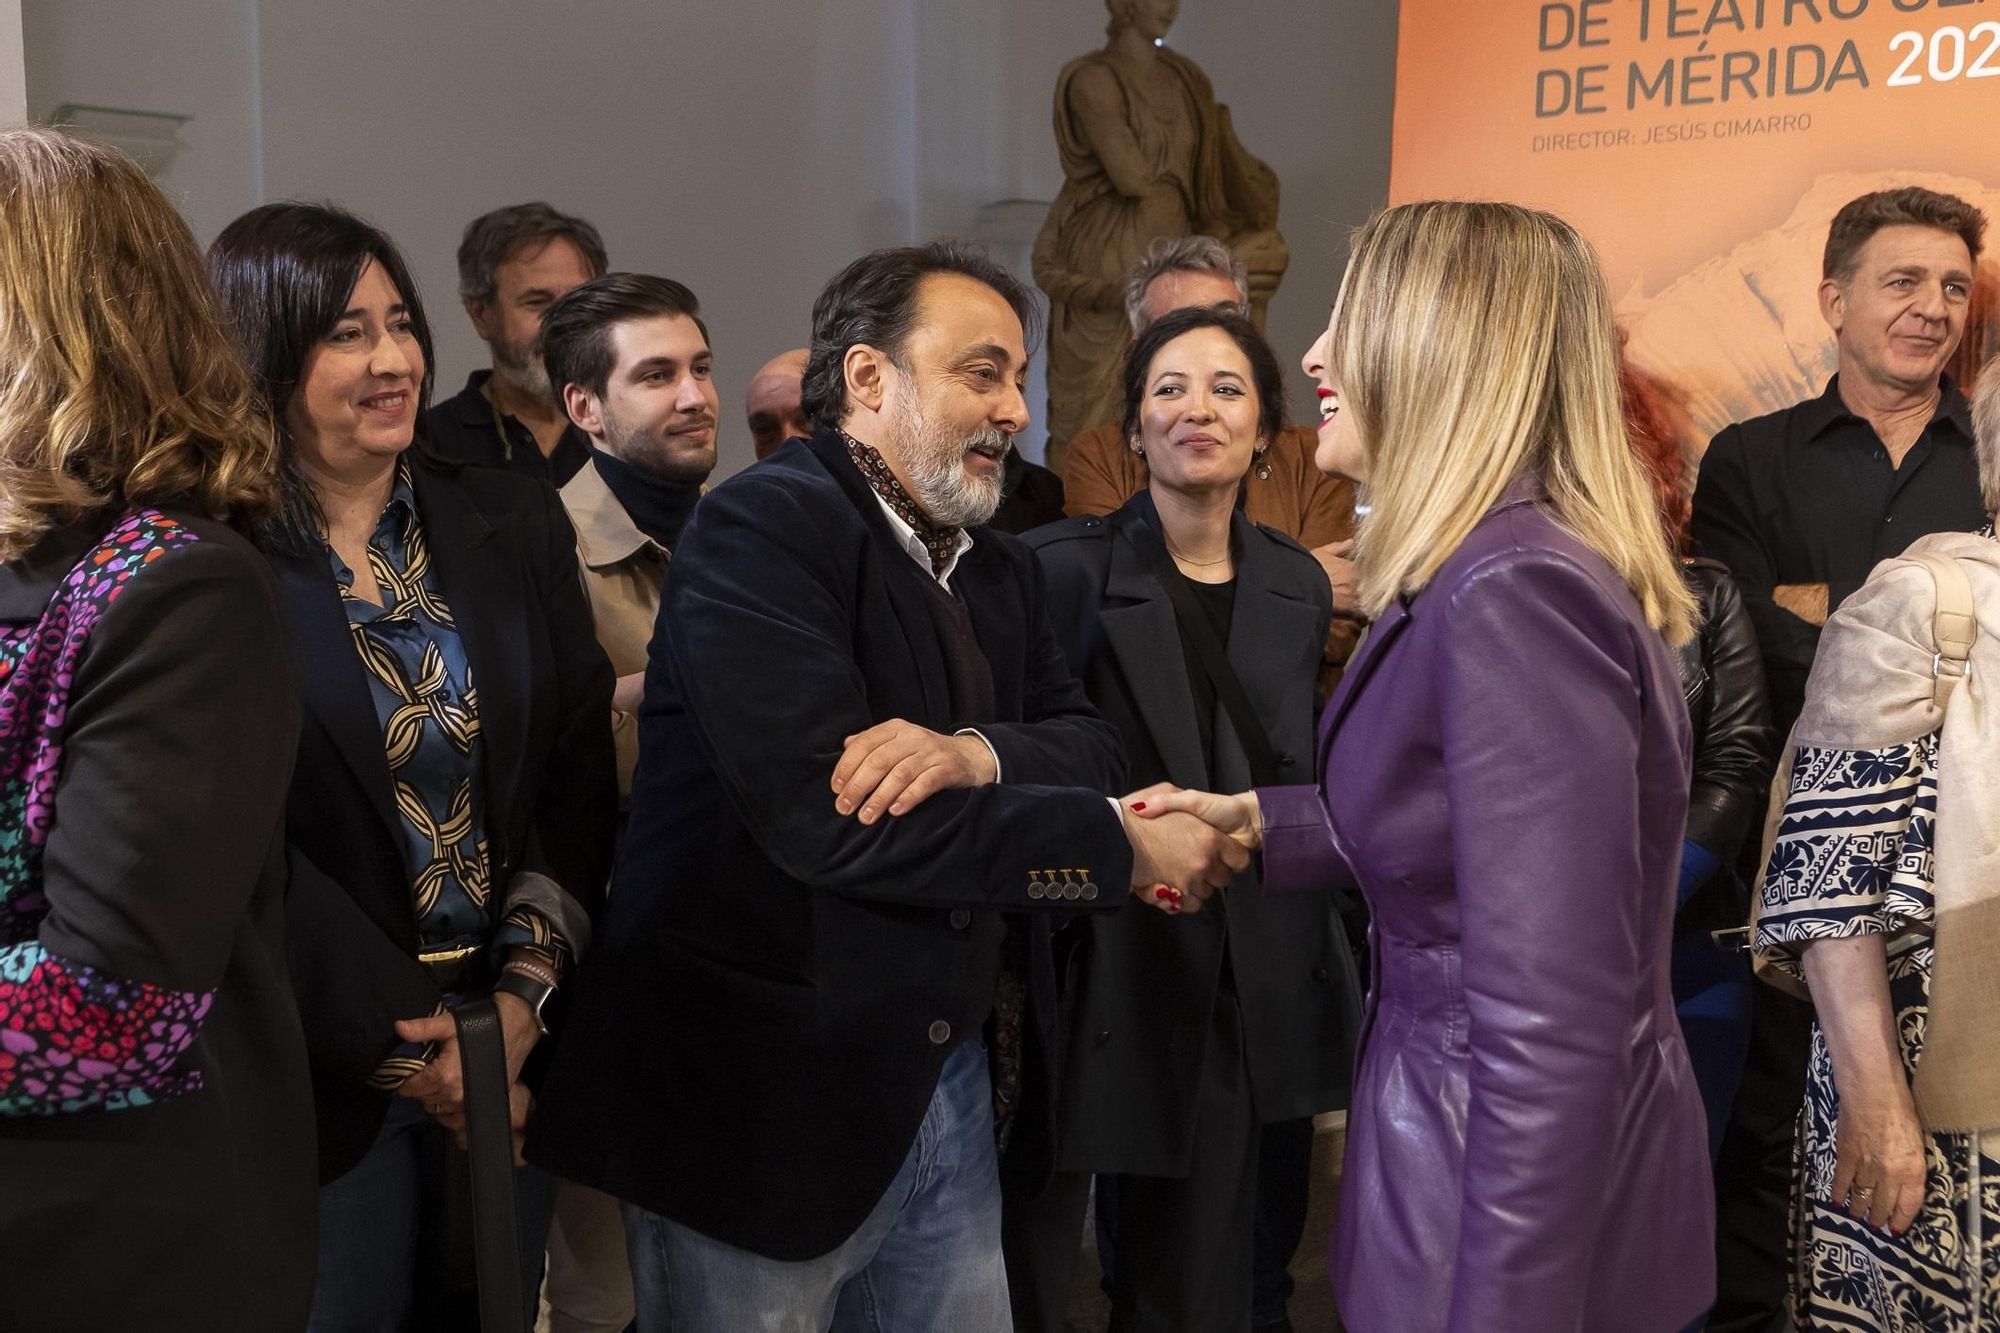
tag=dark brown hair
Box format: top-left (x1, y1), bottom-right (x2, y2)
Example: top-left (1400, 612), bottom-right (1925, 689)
top-left (1120, 305), bottom-right (1288, 448)
top-left (801, 242), bottom-right (1040, 431)
top-left (456, 201), bottom-right (608, 305)
top-left (1823, 187), bottom-right (1986, 282)
top-left (209, 202), bottom-right (436, 553)
top-left (539, 272), bottom-right (707, 401)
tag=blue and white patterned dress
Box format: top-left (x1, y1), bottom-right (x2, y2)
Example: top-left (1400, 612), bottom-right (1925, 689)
top-left (1758, 733), bottom-right (2000, 1330)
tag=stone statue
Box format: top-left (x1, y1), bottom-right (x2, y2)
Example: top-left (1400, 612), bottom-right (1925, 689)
top-left (1033, 0), bottom-right (1288, 468)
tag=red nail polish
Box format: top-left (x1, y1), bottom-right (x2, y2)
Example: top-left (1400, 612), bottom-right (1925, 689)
top-left (1131, 802), bottom-right (1147, 811)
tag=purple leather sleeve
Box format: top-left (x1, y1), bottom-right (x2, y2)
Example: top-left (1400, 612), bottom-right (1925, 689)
top-left (1255, 782), bottom-right (1355, 895)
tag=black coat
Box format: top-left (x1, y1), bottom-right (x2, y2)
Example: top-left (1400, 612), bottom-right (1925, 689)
top-left (1024, 495), bottom-right (1363, 1177)
top-left (1673, 557), bottom-right (1780, 936)
top-left (990, 447), bottom-right (1068, 535)
top-left (528, 429), bottom-right (1135, 1261)
top-left (0, 513), bottom-right (317, 1330)
top-left (268, 454), bottom-right (617, 1182)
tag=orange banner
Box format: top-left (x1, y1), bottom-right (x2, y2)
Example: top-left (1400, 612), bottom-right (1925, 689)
top-left (1390, 0), bottom-right (2000, 452)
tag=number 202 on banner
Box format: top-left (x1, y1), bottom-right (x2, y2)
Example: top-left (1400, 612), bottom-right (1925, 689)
top-left (1888, 23), bottom-right (2000, 85)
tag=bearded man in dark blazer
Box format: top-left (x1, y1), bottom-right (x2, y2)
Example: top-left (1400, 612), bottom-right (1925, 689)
top-left (531, 241), bottom-right (1244, 1331)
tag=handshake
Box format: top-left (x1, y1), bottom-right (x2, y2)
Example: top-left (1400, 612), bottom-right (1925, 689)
top-left (1118, 784), bottom-right (1265, 916)
top-left (829, 719), bottom-right (1267, 918)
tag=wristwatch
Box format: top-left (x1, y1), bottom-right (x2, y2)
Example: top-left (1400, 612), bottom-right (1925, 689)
top-left (494, 967), bottom-right (556, 1037)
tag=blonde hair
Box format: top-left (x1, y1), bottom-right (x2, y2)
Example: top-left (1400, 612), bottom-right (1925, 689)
top-left (0, 127), bottom-right (277, 563)
top-left (1974, 353), bottom-right (2000, 519)
top-left (1334, 200), bottom-right (1696, 645)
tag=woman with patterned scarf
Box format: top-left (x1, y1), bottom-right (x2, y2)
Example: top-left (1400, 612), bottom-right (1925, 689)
top-left (209, 202), bottom-right (616, 1330)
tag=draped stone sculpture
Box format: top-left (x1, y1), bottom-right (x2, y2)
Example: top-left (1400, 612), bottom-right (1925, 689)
top-left (1033, 0), bottom-right (1288, 469)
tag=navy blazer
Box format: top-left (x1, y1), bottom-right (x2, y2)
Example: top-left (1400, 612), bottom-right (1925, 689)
top-left (268, 453), bottom-right (617, 1182)
top-left (530, 428), bottom-right (1135, 1261)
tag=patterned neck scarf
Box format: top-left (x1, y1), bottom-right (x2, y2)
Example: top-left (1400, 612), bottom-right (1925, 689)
top-left (840, 430), bottom-right (960, 577)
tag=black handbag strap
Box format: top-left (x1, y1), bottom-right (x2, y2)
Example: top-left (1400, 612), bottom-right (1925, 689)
top-left (1122, 520), bottom-right (1286, 787)
top-left (454, 996), bottom-right (528, 1333)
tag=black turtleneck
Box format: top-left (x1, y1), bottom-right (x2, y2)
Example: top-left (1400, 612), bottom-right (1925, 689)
top-left (591, 445), bottom-right (703, 553)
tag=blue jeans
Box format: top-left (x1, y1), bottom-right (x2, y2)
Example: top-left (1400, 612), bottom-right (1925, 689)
top-left (308, 1094), bottom-right (559, 1331)
top-left (624, 1038), bottom-right (1010, 1332)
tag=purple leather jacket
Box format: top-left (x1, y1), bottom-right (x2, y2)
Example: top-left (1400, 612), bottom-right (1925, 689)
top-left (1258, 486), bottom-right (1714, 1333)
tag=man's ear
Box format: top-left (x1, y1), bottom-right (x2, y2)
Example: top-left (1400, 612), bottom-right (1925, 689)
top-left (466, 298), bottom-right (499, 343)
top-left (843, 344), bottom-right (891, 418)
top-left (563, 381), bottom-right (601, 437)
top-left (1817, 276), bottom-right (1847, 338)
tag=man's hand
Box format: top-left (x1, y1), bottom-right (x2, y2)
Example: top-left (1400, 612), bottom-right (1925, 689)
top-left (832, 719), bottom-right (998, 825)
top-left (1119, 792), bottom-right (1249, 914)
top-left (1310, 539), bottom-right (1362, 618)
top-left (1773, 582), bottom-right (1830, 627)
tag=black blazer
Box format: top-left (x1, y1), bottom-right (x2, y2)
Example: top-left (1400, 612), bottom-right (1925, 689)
top-left (529, 429), bottom-right (1135, 1261)
top-left (1674, 557), bottom-right (1779, 936)
top-left (1024, 495), bottom-right (1363, 1177)
top-left (0, 513), bottom-right (316, 1331)
top-left (268, 454), bottom-right (617, 1181)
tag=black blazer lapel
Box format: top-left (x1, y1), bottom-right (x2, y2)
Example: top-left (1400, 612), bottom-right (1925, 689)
top-left (270, 547), bottom-right (402, 840)
top-left (807, 431), bottom-right (952, 727)
top-left (1104, 501), bottom-right (1208, 788)
top-left (409, 461), bottom-right (531, 848)
top-left (1217, 514), bottom-right (1321, 789)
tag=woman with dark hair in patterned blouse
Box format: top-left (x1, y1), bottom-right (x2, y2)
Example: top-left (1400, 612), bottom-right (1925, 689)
top-left (210, 202), bottom-right (617, 1330)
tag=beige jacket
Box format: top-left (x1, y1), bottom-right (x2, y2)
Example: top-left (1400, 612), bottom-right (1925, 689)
top-left (559, 457), bottom-right (668, 802)
top-left (1755, 531), bottom-right (2000, 1132)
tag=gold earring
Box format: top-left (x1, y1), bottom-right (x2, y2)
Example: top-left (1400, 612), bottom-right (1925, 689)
top-left (1253, 444), bottom-right (1272, 481)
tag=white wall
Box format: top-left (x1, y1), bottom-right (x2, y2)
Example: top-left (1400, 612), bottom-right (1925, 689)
top-left (22, 0), bottom-right (1399, 478)
top-left (0, 0), bottom-right (26, 125)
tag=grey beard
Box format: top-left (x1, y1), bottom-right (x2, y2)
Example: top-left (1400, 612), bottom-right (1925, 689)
top-left (491, 343), bottom-right (553, 405)
top-left (897, 393), bottom-right (1006, 529)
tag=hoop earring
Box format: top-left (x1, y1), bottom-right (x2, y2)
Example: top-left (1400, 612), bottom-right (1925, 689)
top-left (1253, 443), bottom-right (1272, 482)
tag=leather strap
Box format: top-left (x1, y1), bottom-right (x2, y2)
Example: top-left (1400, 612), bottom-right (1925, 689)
top-left (454, 996), bottom-right (527, 1333)
top-left (1912, 552), bottom-right (1977, 712)
top-left (1122, 520), bottom-right (1285, 787)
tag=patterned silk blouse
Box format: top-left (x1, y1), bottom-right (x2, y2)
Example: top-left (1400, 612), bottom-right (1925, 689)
top-left (330, 462), bottom-right (569, 972)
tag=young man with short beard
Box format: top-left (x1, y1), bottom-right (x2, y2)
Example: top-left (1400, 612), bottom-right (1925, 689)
top-left (428, 202), bottom-right (606, 486)
top-left (529, 242), bottom-right (1247, 1331)
top-left (540, 272), bottom-right (718, 802)
top-left (513, 272), bottom-right (718, 1333)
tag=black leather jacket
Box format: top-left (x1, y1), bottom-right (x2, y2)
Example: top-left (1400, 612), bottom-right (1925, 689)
top-left (1674, 558), bottom-right (1781, 935)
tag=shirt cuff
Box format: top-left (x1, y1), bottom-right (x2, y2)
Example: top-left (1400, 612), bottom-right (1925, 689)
top-left (955, 728), bottom-right (1003, 784)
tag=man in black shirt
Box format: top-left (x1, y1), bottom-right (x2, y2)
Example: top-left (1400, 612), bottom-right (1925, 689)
top-left (1694, 187), bottom-right (1987, 735)
top-left (427, 202), bottom-right (607, 486)
top-left (1690, 184), bottom-right (1987, 1333)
